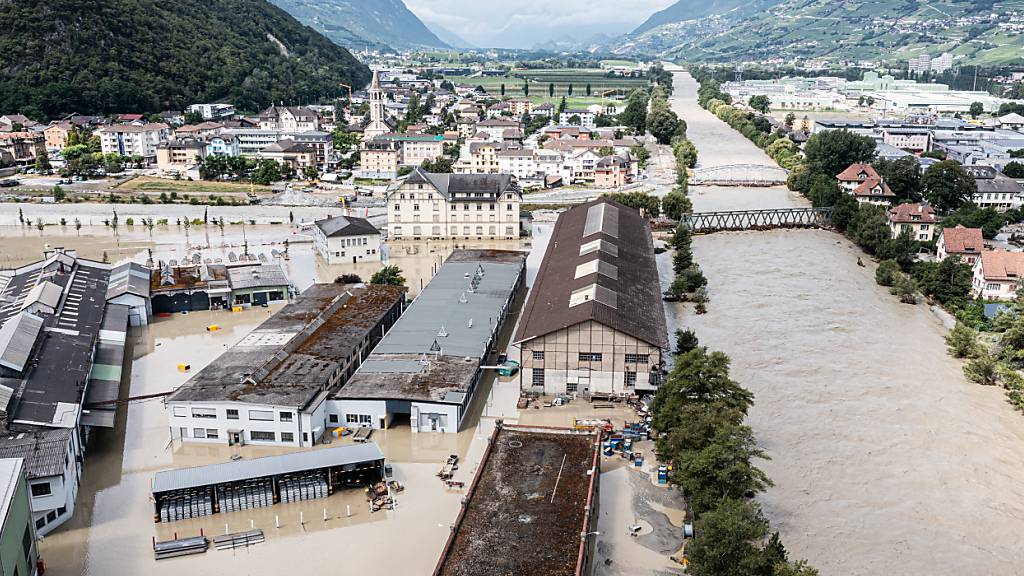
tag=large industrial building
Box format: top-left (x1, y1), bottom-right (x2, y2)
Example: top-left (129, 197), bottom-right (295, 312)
top-left (331, 250), bottom-right (526, 434)
top-left (432, 424), bottom-right (601, 576)
top-left (0, 249), bottom-right (129, 535)
top-left (165, 283), bottom-right (405, 447)
top-left (514, 199), bottom-right (668, 397)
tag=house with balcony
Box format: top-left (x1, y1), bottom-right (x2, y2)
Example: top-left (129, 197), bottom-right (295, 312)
top-left (887, 203), bottom-right (936, 241)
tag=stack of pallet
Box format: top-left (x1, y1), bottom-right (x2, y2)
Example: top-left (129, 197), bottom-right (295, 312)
top-left (159, 489), bottom-right (215, 522)
top-left (279, 470), bottom-right (329, 503)
top-left (217, 478), bottom-right (274, 513)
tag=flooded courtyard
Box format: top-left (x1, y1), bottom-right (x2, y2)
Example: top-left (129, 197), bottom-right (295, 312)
top-left (665, 66), bottom-right (1024, 574)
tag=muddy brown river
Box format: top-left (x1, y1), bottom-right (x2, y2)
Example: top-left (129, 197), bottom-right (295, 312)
top-left (664, 66), bottom-right (1024, 575)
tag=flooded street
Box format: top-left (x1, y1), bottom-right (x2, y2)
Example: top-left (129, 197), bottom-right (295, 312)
top-left (666, 67), bottom-right (1024, 574)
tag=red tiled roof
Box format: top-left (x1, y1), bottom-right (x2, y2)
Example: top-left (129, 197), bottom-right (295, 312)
top-left (980, 249), bottom-right (1024, 281)
top-left (853, 177), bottom-right (895, 198)
top-left (837, 163), bottom-right (880, 181)
top-left (888, 202), bottom-right (935, 223)
top-left (940, 225), bottom-right (984, 254)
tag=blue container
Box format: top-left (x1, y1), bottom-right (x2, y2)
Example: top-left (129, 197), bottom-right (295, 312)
top-left (657, 465), bottom-right (668, 484)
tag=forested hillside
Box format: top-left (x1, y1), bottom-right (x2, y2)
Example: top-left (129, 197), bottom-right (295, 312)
top-left (0, 0), bottom-right (371, 119)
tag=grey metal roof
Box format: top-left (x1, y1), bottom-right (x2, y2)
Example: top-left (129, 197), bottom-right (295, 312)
top-left (21, 281), bottom-right (61, 313)
top-left (106, 262), bottom-right (150, 300)
top-left (152, 442), bottom-right (385, 494)
top-left (314, 215), bottom-right (381, 238)
top-left (0, 312), bottom-right (44, 372)
top-left (0, 428), bottom-right (73, 479)
top-left (403, 167), bottom-right (520, 201)
top-left (226, 263), bottom-right (290, 290)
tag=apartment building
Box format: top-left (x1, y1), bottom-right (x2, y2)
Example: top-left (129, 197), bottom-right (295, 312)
top-left (97, 123), bottom-right (169, 162)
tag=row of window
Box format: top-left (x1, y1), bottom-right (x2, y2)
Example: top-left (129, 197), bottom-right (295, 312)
top-left (393, 226), bottom-right (516, 237)
top-left (531, 351), bottom-right (649, 364)
top-left (33, 506), bottom-right (67, 530)
top-left (174, 407), bottom-right (293, 422)
top-left (179, 427), bottom-right (295, 443)
top-left (333, 249), bottom-right (377, 257)
top-left (395, 203), bottom-right (514, 211)
top-left (531, 369), bottom-right (637, 389)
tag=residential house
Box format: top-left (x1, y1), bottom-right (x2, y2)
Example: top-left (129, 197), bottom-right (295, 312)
top-left (0, 132), bottom-right (45, 165)
top-left (514, 198), bottom-right (668, 396)
top-left (313, 215), bottom-right (382, 264)
top-left (880, 128), bottom-right (931, 152)
top-left (156, 139), bottom-right (207, 177)
top-left (594, 154), bottom-right (632, 189)
top-left (43, 122), bottom-right (74, 152)
top-left (457, 117), bottom-right (477, 139)
top-left (288, 131), bottom-right (335, 170)
top-left (531, 103), bottom-right (554, 118)
top-left (937, 225), bottom-right (984, 265)
top-left (887, 203), bottom-right (936, 241)
top-left (563, 148), bottom-right (603, 182)
top-left (372, 133), bottom-right (446, 168)
top-left (836, 163), bottom-right (896, 205)
top-left (972, 249), bottom-right (1024, 300)
top-left (186, 103), bottom-right (236, 121)
top-left (386, 167), bottom-right (522, 240)
top-left (259, 106), bottom-right (320, 132)
top-left (259, 140), bottom-right (317, 172)
top-left (173, 122), bottom-right (224, 140)
top-left (97, 123), bottom-right (169, 162)
top-left (558, 109), bottom-right (596, 129)
top-left (455, 141), bottom-right (504, 174)
top-left (221, 129), bottom-right (282, 157)
top-left (360, 140), bottom-right (401, 179)
top-left (507, 98), bottom-right (533, 116)
top-left (966, 165), bottom-right (1023, 211)
top-left (0, 115), bottom-right (37, 131)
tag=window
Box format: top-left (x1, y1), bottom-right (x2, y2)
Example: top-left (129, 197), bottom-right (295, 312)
top-left (329, 414), bottom-right (339, 423)
top-left (179, 427), bottom-right (188, 439)
top-left (346, 414), bottom-right (359, 424)
top-left (35, 518), bottom-right (45, 530)
top-left (191, 407), bottom-right (216, 419)
top-left (358, 414), bottom-right (372, 424)
top-left (579, 352), bottom-right (603, 362)
top-left (172, 406), bottom-right (187, 417)
top-left (31, 483), bottom-right (51, 498)
top-left (22, 525), bottom-right (32, 559)
top-left (567, 381), bottom-right (578, 393)
top-left (624, 354), bottom-right (649, 364)
top-left (624, 371), bottom-right (637, 388)
top-left (279, 411), bottom-right (293, 422)
top-left (281, 432), bottom-right (295, 443)
top-left (250, 431), bottom-right (275, 441)
top-left (249, 410), bottom-right (273, 421)
top-left (986, 283), bottom-right (1001, 290)
top-left (226, 409), bottom-right (239, 420)
top-left (193, 428), bottom-right (207, 439)
top-left (532, 351), bottom-right (545, 360)
top-left (206, 429), bottom-right (219, 439)
top-left (532, 369), bottom-right (545, 386)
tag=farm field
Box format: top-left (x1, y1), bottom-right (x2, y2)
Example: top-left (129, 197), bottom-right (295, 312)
top-left (116, 176), bottom-right (272, 196)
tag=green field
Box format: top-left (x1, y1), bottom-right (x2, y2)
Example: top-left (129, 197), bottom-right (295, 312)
top-left (444, 68), bottom-right (647, 99)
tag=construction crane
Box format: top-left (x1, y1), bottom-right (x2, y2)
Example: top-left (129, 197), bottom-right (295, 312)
top-left (600, 88), bottom-right (620, 114)
top-left (338, 82), bottom-right (354, 124)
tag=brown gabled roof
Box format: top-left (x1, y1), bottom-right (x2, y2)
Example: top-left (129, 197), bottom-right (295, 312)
top-left (513, 198), bottom-right (668, 349)
top-left (852, 177), bottom-right (895, 198)
top-left (980, 249), bottom-right (1024, 281)
top-left (837, 163), bottom-right (880, 181)
top-left (940, 225), bottom-right (984, 254)
top-left (888, 202), bottom-right (935, 223)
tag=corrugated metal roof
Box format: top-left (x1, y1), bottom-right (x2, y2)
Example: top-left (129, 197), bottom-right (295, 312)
top-left (314, 215), bottom-right (380, 238)
top-left (0, 428), bottom-right (72, 479)
top-left (106, 262), bottom-right (150, 300)
top-left (226, 264), bottom-right (290, 290)
top-left (0, 312), bottom-right (44, 372)
top-left (21, 281), bottom-right (62, 312)
top-left (152, 443), bottom-right (385, 494)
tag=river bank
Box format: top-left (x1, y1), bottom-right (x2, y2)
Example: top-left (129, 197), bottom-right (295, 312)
top-left (664, 65), bottom-right (1024, 575)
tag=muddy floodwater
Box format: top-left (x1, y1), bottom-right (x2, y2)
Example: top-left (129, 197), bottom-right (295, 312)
top-left (664, 66), bottom-right (1024, 574)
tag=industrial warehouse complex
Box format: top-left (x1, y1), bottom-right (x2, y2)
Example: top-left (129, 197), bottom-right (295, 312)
top-left (515, 198), bottom-right (668, 396)
top-left (165, 283), bottom-right (406, 446)
top-left (331, 250), bottom-right (526, 433)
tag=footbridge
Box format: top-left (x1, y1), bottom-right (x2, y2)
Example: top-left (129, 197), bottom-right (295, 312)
top-left (681, 207), bottom-right (833, 234)
top-left (690, 164), bottom-right (790, 186)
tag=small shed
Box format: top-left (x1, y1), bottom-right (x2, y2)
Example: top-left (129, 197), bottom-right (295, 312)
top-left (106, 262), bottom-right (152, 326)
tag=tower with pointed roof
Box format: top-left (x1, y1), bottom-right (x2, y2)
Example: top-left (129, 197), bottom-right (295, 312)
top-left (363, 70), bottom-right (391, 141)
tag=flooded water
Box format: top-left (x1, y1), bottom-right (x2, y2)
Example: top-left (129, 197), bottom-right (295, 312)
top-left (665, 66), bottom-right (1024, 575)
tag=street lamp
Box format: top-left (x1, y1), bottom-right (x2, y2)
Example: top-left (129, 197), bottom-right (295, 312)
top-left (581, 531), bottom-right (601, 540)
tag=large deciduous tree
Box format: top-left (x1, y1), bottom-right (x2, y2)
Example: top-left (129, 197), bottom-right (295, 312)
top-left (921, 160), bottom-right (977, 213)
top-left (802, 129), bottom-right (877, 179)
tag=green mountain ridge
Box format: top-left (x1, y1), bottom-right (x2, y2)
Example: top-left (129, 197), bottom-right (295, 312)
top-left (269, 0), bottom-right (449, 51)
top-left (620, 0), bottom-right (1024, 66)
top-left (0, 0), bottom-right (371, 119)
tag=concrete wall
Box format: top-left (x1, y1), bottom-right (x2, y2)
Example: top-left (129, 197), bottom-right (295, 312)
top-left (168, 400), bottom-right (310, 447)
top-left (519, 320), bottom-right (663, 395)
top-left (411, 402), bottom-right (460, 433)
top-left (328, 399), bottom-right (389, 430)
top-left (315, 231), bottom-right (382, 265)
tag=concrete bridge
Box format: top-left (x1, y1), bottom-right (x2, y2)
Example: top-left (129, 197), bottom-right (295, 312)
top-left (681, 207), bottom-right (833, 234)
top-left (690, 164), bottom-right (790, 186)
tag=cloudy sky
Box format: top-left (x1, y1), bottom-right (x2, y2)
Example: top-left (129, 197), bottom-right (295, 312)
top-left (405, 0), bottom-right (678, 49)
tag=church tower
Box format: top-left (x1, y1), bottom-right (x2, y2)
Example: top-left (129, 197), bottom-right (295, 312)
top-left (363, 69), bottom-right (389, 141)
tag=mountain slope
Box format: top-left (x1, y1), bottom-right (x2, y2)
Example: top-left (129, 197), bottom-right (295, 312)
top-left (0, 0), bottom-right (370, 118)
top-left (631, 0), bottom-right (779, 35)
top-left (622, 0), bottom-right (1024, 66)
top-left (426, 21), bottom-right (475, 49)
top-left (270, 0), bottom-right (449, 51)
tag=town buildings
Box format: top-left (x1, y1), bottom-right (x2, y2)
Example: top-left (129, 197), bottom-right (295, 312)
top-left (313, 215), bottom-right (382, 265)
top-left (594, 155), bottom-right (633, 188)
top-left (515, 199), bottom-right (668, 397)
top-left (432, 424), bottom-right (600, 576)
top-left (259, 140), bottom-right (317, 171)
top-left (972, 249), bottom-right (1024, 300)
top-left (186, 103), bottom-right (236, 121)
top-left (156, 139), bottom-right (206, 177)
top-left (965, 166), bottom-right (1023, 211)
top-left (386, 168), bottom-right (522, 240)
top-left (887, 203), bottom-right (936, 241)
top-left (164, 283), bottom-right (405, 447)
top-left (258, 106), bottom-right (320, 132)
top-left (97, 123), bottom-right (170, 162)
top-left (363, 71), bottom-right (394, 141)
top-left (936, 225), bottom-right (984, 265)
top-left (331, 250), bottom-right (526, 434)
top-left (149, 260), bottom-right (292, 313)
top-left (0, 132), bottom-right (45, 166)
top-left (0, 458), bottom-right (39, 576)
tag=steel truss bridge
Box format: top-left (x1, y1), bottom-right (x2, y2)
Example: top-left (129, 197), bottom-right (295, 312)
top-left (681, 207), bottom-right (833, 234)
top-left (690, 164), bottom-right (790, 186)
